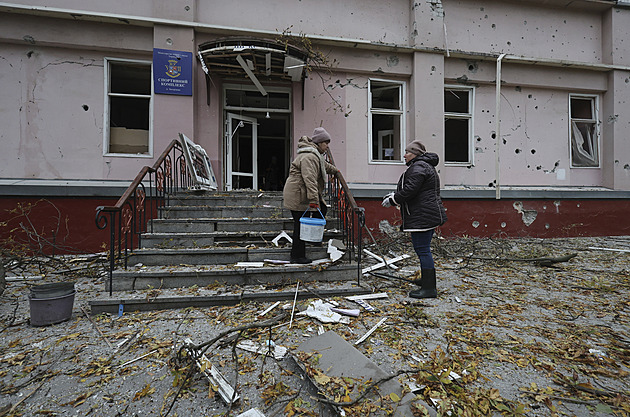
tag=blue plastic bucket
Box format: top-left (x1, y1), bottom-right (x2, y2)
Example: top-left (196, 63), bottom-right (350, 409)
top-left (300, 215), bottom-right (326, 242)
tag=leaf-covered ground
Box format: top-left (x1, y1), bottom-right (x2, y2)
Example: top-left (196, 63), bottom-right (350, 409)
top-left (0, 235), bottom-right (629, 416)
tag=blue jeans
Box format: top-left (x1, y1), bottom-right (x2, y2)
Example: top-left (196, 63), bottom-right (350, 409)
top-left (411, 230), bottom-right (435, 270)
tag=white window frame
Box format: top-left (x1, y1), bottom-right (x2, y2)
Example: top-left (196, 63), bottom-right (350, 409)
top-left (223, 83), bottom-right (292, 114)
top-left (444, 85), bottom-right (475, 166)
top-left (103, 57), bottom-right (153, 158)
top-left (569, 93), bottom-right (600, 168)
top-left (368, 78), bottom-right (406, 164)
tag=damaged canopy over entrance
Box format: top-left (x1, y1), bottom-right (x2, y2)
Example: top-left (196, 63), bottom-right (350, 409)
top-left (197, 37), bottom-right (309, 94)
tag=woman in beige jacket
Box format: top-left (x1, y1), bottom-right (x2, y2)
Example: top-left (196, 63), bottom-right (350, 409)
top-left (283, 127), bottom-right (339, 264)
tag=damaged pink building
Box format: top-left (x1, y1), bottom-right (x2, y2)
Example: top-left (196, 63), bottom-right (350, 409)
top-left (1, 0), bottom-right (630, 251)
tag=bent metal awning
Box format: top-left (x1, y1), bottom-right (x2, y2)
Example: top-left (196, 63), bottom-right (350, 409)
top-left (197, 37), bottom-right (309, 98)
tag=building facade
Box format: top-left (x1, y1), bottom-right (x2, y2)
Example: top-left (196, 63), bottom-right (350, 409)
top-left (1, 0), bottom-right (630, 252)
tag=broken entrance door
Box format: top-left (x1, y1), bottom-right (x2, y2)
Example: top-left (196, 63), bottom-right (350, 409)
top-left (226, 113), bottom-right (258, 190)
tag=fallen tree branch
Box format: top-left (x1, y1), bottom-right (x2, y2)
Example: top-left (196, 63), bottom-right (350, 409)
top-left (466, 253), bottom-right (578, 267)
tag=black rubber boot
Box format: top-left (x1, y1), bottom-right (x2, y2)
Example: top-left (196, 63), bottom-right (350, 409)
top-left (409, 269), bottom-right (437, 299)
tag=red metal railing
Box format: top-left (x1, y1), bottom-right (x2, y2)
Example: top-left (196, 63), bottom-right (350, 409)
top-left (95, 141), bottom-right (365, 294)
top-left (95, 140), bottom-right (192, 295)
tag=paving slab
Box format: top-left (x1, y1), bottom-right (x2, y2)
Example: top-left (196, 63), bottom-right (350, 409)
top-left (293, 331), bottom-right (436, 417)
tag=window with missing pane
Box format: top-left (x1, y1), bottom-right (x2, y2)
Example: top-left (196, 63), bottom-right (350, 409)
top-left (105, 59), bottom-right (152, 155)
top-left (569, 94), bottom-right (599, 168)
top-left (444, 87), bottom-right (474, 165)
top-left (369, 79), bottom-right (405, 162)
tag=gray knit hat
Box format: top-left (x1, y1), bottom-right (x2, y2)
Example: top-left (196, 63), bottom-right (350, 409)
top-left (312, 127), bottom-right (332, 144)
top-left (405, 140), bottom-right (426, 155)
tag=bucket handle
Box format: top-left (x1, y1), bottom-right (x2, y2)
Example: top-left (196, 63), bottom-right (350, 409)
top-left (301, 207), bottom-right (324, 219)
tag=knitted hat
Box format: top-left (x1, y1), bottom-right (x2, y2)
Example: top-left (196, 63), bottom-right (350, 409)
top-left (405, 140), bottom-right (426, 155)
top-left (312, 127), bottom-right (332, 144)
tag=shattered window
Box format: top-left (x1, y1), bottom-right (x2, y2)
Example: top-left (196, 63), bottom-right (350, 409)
top-left (444, 86), bottom-right (474, 165)
top-left (569, 95), bottom-right (599, 168)
top-left (369, 79), bottom-right (405, 162)
top-left (105, 59), bottom-right (152, 155)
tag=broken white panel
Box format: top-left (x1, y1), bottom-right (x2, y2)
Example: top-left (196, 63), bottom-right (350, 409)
top-left (299, 299), bottom-right (349, 324)
top-left (237, 340), bottom-right (287, 360)
top-left (265, 52), bottom-right (272, 76)
top-left (346, 292), bottom-right (389, 301)
top-left (362, 254), bottom-right (411, 274)
top-left (328, 238), bottom-right (346, 250)
top-left (235, 262), bottom-right (265, 268)
top-left (588, 246), bottom-right (630, 253)
top-left (363, 249), bottom-right (398, 269)
top-left (183, 339), bottom-right (239, 404)
top-left (284, 55), bottom-right (305, 82)
top-left (328, 241), bottom-right (345, 262)
top-left (355, 317), bottom-right (387, 345)
top-left (352, 299), bottom-right (375, 312)
top-left (405, 380), bottom-right (427, 394)
top-left (264, 259), bottom-right (290, 264)
top-left (272, 230), bottom-right (293, 246)
top-left (257, 301), bottom-right (280, 317)
top-left (330, 307), bottom-right (360, 317)
top-left (236, 54), bottom-right (267, 96)
top-left (237, 409), bottom-right (266, 417)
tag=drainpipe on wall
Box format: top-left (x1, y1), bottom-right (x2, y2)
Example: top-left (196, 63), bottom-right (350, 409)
top-left (495, 53), bottom-right (507, 200)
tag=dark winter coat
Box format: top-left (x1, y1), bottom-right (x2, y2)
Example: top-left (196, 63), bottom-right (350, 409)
top-left (393, 152), bottom-right (447, 231)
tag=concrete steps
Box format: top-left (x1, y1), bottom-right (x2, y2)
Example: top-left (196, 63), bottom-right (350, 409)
top-left (108, 190), bottom-right (355, 291)
top-left (107, 262), bottom-right (359, 291)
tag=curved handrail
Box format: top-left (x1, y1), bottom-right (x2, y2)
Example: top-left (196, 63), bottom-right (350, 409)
top-left (324, 149), bottom-right (365, 279)
top-left (95, 139), bottom-right (189, 294)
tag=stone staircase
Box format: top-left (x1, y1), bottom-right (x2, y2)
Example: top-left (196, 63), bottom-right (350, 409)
top-left (106, 190), bottom-right (359, 292)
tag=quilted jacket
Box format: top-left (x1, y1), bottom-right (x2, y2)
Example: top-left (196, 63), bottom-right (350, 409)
top-left (393, 152), bottom-right (447, 231)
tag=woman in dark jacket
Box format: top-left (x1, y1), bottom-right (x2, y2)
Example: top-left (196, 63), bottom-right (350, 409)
top-left (382, 140), bottom-right (447, 298)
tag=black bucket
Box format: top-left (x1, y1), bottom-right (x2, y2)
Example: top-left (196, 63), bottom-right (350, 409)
top-left (29, 282), bottom-right (76, 326)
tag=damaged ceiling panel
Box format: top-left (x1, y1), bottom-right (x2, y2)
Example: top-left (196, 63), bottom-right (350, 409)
top-left (198, 37), bottom-right (309, 92)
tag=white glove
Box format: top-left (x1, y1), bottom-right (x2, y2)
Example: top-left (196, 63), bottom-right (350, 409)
top-left (381, 192), bottom-right (395, 208)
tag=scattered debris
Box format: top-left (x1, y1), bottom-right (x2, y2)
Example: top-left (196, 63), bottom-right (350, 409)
top-left (361, 254), bottom-right (411, 274)
top-left (183, 338), bottom-right (240, 405)
top-left (257, 301), bottom-right (280, 317)
top-left (355, 317), bottom-right (387, 345)
top-left (271, 231), bottom-right (292, 246)
top-left (235, 262), bottom-right (265, 268)
top-left (237, 340), bottom-right (287, 360)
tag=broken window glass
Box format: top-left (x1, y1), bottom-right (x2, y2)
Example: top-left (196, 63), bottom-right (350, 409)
top-left (569, 95), bottom-right (599, 168)
top-left (444, 87), bottom-right (473, 164)
top-left (107, 60), bottom-right (152, 155)
top-left (369, 80), bottom-right (404, 162)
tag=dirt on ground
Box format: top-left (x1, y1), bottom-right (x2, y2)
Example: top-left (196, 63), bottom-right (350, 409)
top-left (0, 234), bottom-right (629, 417)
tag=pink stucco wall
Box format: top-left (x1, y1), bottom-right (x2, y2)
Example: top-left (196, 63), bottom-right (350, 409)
top-left (1, 0), bottom-right (629, 192)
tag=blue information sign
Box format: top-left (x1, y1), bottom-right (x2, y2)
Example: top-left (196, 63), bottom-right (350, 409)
top-left (153, 48), bottom-right (193, 96)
